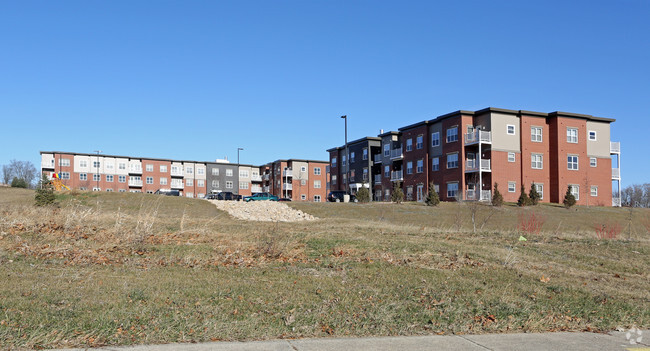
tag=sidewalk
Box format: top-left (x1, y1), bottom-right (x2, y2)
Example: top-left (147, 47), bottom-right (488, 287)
top-left (55, 330), bottom-right (649, 351)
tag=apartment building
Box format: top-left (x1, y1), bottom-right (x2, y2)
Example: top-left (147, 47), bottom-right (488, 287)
top-left (328, 107), bottom-right (621, 206)
top-left (260, 159), bottom-right (329, 202)
top-left (40, 151), bottom-right (328, 201)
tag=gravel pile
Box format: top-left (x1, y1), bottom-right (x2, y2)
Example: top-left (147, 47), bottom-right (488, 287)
top-left (208, 200), bottom-right (316, 222)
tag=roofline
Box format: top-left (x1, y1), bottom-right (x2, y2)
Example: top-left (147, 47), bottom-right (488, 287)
top-left (265, 159), bottom-right (330, 164)
top-left (378, 130), bottom-right (400, 137)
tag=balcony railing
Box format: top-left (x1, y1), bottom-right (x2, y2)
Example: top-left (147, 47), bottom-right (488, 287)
top-left (390, 170), bottom-right (403, 182)
top-left (374, 174), bottom-right (381, 184)
top-left (373, 154), bottom-right (382, 163)
top-left (251, 175), bottom-right (262, 182)
top-left (466, 190), bottom-right (492, 202)
top-left (129, 167), bottom-right (142, 174)
top-left (251, 186), bottom-right (262, 193)
top-left (171, 170), bottom-right (183, 177)
top-left (612, 197), bottom-right (622, 207)
top-left (610, 141), bottom-right (620, 154)
top-left (464, 130), bottom-right (492, 145)
top-left (283, 183), bottom-right (293, 190)
top-left (283, 169), bottom-right (293, 177)
top-left (128, 180), bottom-right (143, 187)
top-left (390, 147), bottom-right (403, 160)
top-left (171, 182), bottom-right (184, 189)
top-left (466, 159), bottom-right (491, 172)
top-left (612, 168), bottom-right (620, 179)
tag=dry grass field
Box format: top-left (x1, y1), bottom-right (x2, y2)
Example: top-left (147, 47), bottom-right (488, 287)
top-left (0, 187), bottom-right (648, 350)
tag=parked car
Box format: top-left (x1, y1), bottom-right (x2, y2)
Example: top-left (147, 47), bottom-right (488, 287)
top-left (155, 189), bottom-right (180, 196)
top-left (205, 193), bottom-right (219, 200)
top-left (327, 191), bottom-right (357, 202)
top-left (278, 197), bottom-right (292, 202)
top-left (244, 192), bottom-right (279, 202)
top-left (215, 192), bottom-right (238, 200)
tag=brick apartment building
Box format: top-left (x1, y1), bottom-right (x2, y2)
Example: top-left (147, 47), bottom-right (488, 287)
top-left (40, 152), bottom-right (328, 201)
top-left (328, 107), bottom-right (621, 206)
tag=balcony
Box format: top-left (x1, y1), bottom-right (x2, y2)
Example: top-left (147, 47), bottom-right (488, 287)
top-left (251, 186), bottom-right (262, 193)
top-left (171, 182), bottom-right (184, 189)
top-left (390, 147), bottom-right (403, 160)
top-left (251, 175), bottom-right (262, 182)
top-left (373, 154), bottom-right (382, 163)
top-left (390, 170), bottom-right (403, 182)
top-left (374, 174), bottom-right (381, 184)
top-left (128, 167), bottom-right (142, 175)
top-left (263, 174), bottom-right (270, 181)
top-left (612, 168), bottom-right (620, 179)
top-left (128, 179), bottom-right (143, 187)
top-left (464, 130), bottom-right (492, 145)
top-left (465, 159), bottom-right (491, 172)
top-left (612, 197), bottom-right (622, 207)
top-left (171, 169), bottom-right (183, 177)
top-left (466, 190), bottom-right (492, 202)
top-left (283, 183), bottom-right (293, 190)
top-left (610, 141), bottom-right (620, 154)
top-left (282, 169), bottom-right (293, 177)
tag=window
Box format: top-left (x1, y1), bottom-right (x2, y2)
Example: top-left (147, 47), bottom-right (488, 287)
top-left (186, 167), bottom-right (193, 174)
top-left (239, 182), bottom-right (248, 189)
top-left (406, 161), bottom-right (413, 174)
top-left (240, 170), bottom-right (249, 178)
top-left (342, 174), bottom-right (347, 183)
top-left (118, 175), bottom-right (126, 183)
top-left (93, 161), bottom-right (101, 168)
top-left (197, 180), bottom-right (204, 187)
top-left (226, 169), bottom-right (233, 177)
top-left (171, 166), bottom-right (180, 174)
top-left (60, 172), bottom-right (70, 180)
top-left (107, 189), bottom-right (113, 192)
top-left (406, 139), bottom-right (413, 151)
top-left (118, 163), bottom-right (126, 170)
top-left (80, 173), bottom-right (87, 181)
top-left (186, 179), bottom-right (193, 186)
top-left (531, 127), bottom-right (542, 142)
top-left (383, 144), bottom-right (390, 157)
top-left (447, 183), bottom-right (459, 198)
top-left (314, 195), bottom-right (321, 202)
top-left (198, 193), bottom-right (204, 198)
top-left (146, 177), bottom-right (153, 184)
top-left (160, 177), bottom-right (167, 185)
top-left (314, 167), bottom-right (321, 175)
top-left (431, 132), bottom-right (440, 147)
top-left (531, 154), bottom-right (543, 169)
top-left (186, 193), bottom-right (193, 198)
top-left (106, 163), bottom-right (114, 170)
top-left (301, 179), bottom-right (306, 185)
top-left (591, 186), bottom-right (598, 197)
top-left (349, 152), bottom-right (355, 163)
top-left (93, 174), bottom-right (100, 181)
top-left (211, 180), bottom-right (219, 188)
top-left (534, 183), bottom-right (544, 199)
top-left (211, 168), bottom-right (219, 175)
top-left (590, 157), bottom-right (597, 167)
top-left (362, 168), bottom-right (368, 181)
top-left (106, 175), bottom-right (114, 182)
top-left (197, 168), bottom-right (204, 175)
top-left (59, 159), bottom-right (70, 167)
top-left (301, 166), bottom-right (307, 172)
top-left (80, 160), bottom-right (88, 168)
top-left (314, 180), bottom-right (321, 188)
top-left (226, 181), bottom-right (233, 189)
top-left (301, 194), bottom-right (306, 200)
top-left (384, 165), bottom-right (390, 177)
top-left (350, 169), bottom-right (355, 181)
top-left (362, 148), bottom-right (368, 160)
top-left (416, 135), bottom-right (423, 149)
top-left (160, 165), bottom-right (167, 173)
top-left (406, 186), bottom-right (413, 201)
top-left (417, 159), bottom-right (423, 173)
top-left (447, 153), bottom-right (458, 169)
top-left (567, 128), bottom-right (578, 143)
top-left (432, 157), bottom-right (439, 171)
top-left (508, 152), bottom-right (516, 163)
top-left (508, 182), bottom-right (516, 193)
top-left (588, 131), bottom-right (597, 141)
top-left (93, 187), bottom-right (101, 192)
top-left (507, 124), bottom-right (515, 135)
top-left (446, 127), bottom-right (458, 143)
top-left (567, 155), bottom-right (579, 170)
top-left (146, 164), bottom-right (153, 172)
top-left (342, 155), bottom-right (346, 165)
top-left (569, 184), bottom-right (580, 200)
top-left (331, 175), bottom-right (337, 185)
top-left (332, 157), bottom-right (337, 166)
top-left (118, 189), bottom-right (125, 193)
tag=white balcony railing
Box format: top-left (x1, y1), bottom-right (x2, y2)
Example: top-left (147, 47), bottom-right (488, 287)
top-left (128, 180), bottom-right (143, 187)
top-left (373, 154), bottom-right (382, 163)
top-left (466, 190), bottom-right (492, 202)
top-left (374, 174), bottom-right (381, 184)
top-left (129, 166), bottom-right (142, 174)
top-left (251, 186), bottom-right (263, 193)
top-left (612, 168), bottom-right (620, 179)
top-left (283, 183), bottom-right (293, 190)
top-left (390, 147), bottom-right (403, 159)
top-left (171, 169), bottom-right (183, 177)
top-left (610, 141), bottom-right (620, 154)
top-left (283, 169), bottom-right (293, 177)
top-left (251, 175), bottom-right (262, 182)
top-left (171, 181), bottom-right (184, 189)
top-left (464, 130), bottom-right (492, 145)
top-left (390, 170), bottom-right (403, 181)
top-left (612, 197), bottom-right (622, 207)
top-left (466, 159), bottom-right (491, 172)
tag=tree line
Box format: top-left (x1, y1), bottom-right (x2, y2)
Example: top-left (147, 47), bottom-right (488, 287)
top-left (2, 160), bottom-right (38, 189)
top-left (618, 183), bottom-right (650, 208)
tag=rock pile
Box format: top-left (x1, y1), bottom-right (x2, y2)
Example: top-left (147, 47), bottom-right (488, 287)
top-left (208, 200), bottom-right (316, 222)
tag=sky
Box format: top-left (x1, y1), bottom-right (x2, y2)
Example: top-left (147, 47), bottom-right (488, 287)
top-left (1, 0), bottom-right (648, 185)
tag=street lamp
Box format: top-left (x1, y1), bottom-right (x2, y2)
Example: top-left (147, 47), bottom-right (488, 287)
top-left (341, 115), bottom-right (348, 193)
top-left (93, 150), bottom-right (102, 191)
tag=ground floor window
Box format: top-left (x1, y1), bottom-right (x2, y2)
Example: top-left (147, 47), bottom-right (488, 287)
top-left (591, 186), bottom-right (598, 197)
top-left (314, 195), bottom-right (321, 202)
top-left (416, 184), bottom-right (424, 202)
top-left (406, 186), bottom-right (413, 201)
top-left (569, 184), bottom-right (580, 200)
top-left (508, 181), bottom-right (516, 193)
top-left (447, 182), bottom-right (459, 199)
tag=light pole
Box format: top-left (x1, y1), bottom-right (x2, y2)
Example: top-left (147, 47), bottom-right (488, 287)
top-left (341, 115), bottom-right (348, 193)
top-left (93, 150), bottom-right (102, 191)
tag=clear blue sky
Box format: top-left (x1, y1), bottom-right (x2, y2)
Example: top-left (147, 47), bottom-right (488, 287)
top-left (1, 0), bottom-right (648, 185)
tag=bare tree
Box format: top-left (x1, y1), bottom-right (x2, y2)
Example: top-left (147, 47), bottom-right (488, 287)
top-left (2, 165), bottom-right (12, 184)
top-left (6, 160), bottom-right (38, 188)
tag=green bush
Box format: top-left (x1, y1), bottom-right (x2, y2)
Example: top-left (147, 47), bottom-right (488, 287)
top-left (492, 183), bottom-right (504, 207)
top-left (356, 187), bottom-right (370, 203)
top-left (517, 185), bottom-right (531, 207)
top-left (11, 177), bottom-right (28, 188)
top-left (425, 181), bottom-right (440, 206)
top-left (563, 186), bottom-right (576, 208)
top-left (391, 182), bottom-right (404, 204)
top-left (35, 174), bottom-right (56, 206)
top-left (529, 182), bottom-right (541, 205)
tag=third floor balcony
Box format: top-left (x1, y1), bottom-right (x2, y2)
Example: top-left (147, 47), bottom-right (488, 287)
top-left (464, 130), bottom-right (492, 145)
top-left (390, 147), bottom-right (403, 160)
top-left (610, 141), bottom-right (620, 154)
top-left (465, 159), bottom-right (491, 172)
top-left (390, 170), bottom-right (403, 182)
top-left (373, 154), bottom-right (382, 163)
top-left (612, 168), bottom-right (620, 180)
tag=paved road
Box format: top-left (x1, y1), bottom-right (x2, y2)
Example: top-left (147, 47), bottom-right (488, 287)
top-left (55, 330), bottom-right (649, 351)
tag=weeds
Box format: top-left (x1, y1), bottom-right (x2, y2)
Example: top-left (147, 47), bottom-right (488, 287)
top-left (594, 221), bottom-right (622, 240)
top-left (517, 211), bottom-right (546, 235)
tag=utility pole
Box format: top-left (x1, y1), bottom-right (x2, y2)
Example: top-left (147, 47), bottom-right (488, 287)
top-left (341, 115), bottom-right (348, 193)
